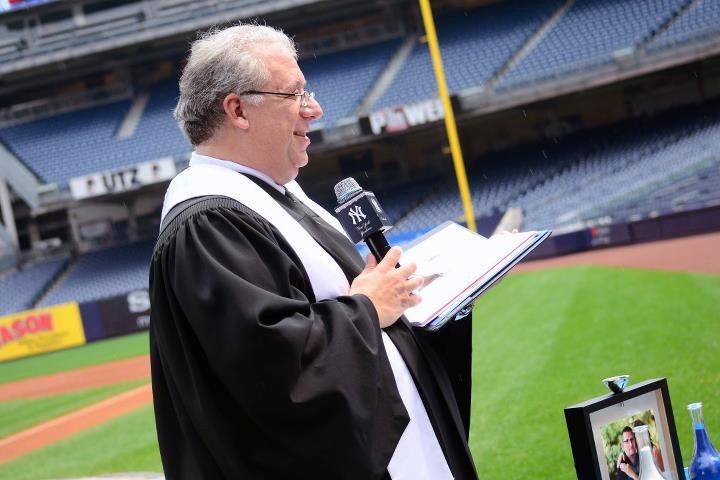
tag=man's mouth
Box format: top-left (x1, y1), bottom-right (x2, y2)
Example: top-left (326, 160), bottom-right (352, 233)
top-left (293, 130), bottom-right (307, 138)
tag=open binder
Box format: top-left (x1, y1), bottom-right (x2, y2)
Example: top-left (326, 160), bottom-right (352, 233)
top-left (401, 222), bottom-right (551, 331)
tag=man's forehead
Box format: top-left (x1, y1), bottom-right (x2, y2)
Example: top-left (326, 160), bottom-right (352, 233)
top-left (255, 45), bottom-right (305, 88)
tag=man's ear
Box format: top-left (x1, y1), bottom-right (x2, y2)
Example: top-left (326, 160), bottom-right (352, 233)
top-left (223, 93), bottom-right (250, 130)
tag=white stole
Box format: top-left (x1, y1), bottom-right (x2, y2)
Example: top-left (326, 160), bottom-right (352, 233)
top-left (161, 154), bottom-right (453, 480)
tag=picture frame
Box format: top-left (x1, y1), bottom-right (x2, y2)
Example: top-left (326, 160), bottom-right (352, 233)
top-left (565, 378), bottom-right (684, 479)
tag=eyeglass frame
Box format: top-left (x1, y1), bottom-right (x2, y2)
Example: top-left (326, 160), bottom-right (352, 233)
top-left (242, 90), bottom-right (315, 107)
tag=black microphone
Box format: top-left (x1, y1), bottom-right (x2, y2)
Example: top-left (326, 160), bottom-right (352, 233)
top-left (333, 177), bottom-right (395, 263)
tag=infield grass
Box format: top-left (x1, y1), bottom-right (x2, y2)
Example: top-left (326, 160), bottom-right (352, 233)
top-left (0, 331), bottom-right (150, 384)
top-left (0, 380), bottom-right (147, 438)
top-left (0, 265), bottom-right (717, 479)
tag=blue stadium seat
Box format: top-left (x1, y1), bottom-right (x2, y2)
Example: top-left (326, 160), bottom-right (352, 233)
top-left (0, 258), bottom-right (67, 315)
top-left (374, 0), bottom-right (562, 110)
top-left (649, 0), bottom-right (720, 51)
top-left (40, 240), bottom-right (154, 306)
top-left (388, 104), bottom-right (720, 236)
top-left (498, 0), bottom-right (689, 90)
top-left (302, 39), bottom-right (402, 127)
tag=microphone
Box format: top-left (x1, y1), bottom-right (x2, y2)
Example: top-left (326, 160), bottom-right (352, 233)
top-left (333, 177), bottom-right (394, 262)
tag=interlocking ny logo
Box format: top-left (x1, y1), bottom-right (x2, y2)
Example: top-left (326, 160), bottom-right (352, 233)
top-left (348, 205), bottom-right (367, 225)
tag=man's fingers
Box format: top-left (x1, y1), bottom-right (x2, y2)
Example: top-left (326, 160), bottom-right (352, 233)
top-left (407, 276), bottom-right (424, 292)
top-left (364, 253), bottom-right (377, 270)
top-left (405, 293), bottom-right (422, 308)
top-left (377, 247), bottom-right (402, 271)
top-left (396, 261), bottom-right (417, 278)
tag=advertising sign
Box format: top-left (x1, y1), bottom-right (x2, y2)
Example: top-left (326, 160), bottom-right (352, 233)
top-left (0, 302), bottom-right (86, 362)
top-left (367, 98), bottom-right (445, 135)
top-left (79, 289), bottom-right (150, 342)
top-left (69, 158), bottom-right (177, 200)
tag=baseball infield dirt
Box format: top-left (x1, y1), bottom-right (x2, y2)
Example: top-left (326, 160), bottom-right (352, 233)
top-left (0, 355), bottom-right (150, 401)
top-left (517, 231), bottom-right (720, 274)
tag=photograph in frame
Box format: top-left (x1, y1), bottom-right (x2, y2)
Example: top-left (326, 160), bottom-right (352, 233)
top-left (565, 378), bottom-right (684, 480)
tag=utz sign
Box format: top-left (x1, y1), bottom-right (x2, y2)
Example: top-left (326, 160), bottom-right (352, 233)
top-left (70, 158), bottom-right (177, 200)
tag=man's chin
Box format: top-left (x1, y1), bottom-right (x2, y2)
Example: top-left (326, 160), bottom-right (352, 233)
top-left (292, 153), bottom-right (309, 169)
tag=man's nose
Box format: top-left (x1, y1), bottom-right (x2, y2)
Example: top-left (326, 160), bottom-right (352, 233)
top-left (301, 95), bottom-right (323, 121)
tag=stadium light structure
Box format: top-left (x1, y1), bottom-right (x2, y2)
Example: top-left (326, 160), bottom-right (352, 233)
top-left (418, 0), bottom-right (477, 232)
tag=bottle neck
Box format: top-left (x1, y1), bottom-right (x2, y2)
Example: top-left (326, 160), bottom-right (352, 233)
top-left (695, 423), bottom-right (720, 455)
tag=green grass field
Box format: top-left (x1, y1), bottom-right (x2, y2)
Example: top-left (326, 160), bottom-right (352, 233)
top-left (0, 331), bottom-right (150, 385)
top-left (0, 265), bottom-right (718, 479)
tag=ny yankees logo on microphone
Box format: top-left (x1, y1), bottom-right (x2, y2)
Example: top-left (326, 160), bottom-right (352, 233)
top-left (348, 205), bottom-right (367, 225)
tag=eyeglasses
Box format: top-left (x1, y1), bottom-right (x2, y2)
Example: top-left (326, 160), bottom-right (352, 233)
top-left (243, 90), bottom-right (315, 107)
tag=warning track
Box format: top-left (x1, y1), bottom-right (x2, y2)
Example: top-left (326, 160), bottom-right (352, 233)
top-left (517, 231), bottom-right (720, 275)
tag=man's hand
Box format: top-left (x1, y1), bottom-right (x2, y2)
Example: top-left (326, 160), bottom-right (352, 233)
top-left (617, 458), bottom-right (638, 480)
top-left (349, 247), bottom-right (424, 328)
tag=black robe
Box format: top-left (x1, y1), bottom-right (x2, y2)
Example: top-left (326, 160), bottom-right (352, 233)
top-left (149, 180), bottom-right (478, 479)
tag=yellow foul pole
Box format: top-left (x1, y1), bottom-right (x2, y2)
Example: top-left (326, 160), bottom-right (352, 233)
top-left (418, 0), bottom-right (476, 232)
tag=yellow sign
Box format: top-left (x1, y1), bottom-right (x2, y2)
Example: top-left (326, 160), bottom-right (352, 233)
top-left (0, 303), bottom-right (86, 362)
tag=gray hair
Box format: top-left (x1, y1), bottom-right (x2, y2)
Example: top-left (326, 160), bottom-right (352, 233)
top-left (174, 24), bottom-right (297, 146)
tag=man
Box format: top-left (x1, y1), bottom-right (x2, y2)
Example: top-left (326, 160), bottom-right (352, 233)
top-left (150, 24), bottom-right (477, 479)
top-left (616, 426), bottom-right (639, 480)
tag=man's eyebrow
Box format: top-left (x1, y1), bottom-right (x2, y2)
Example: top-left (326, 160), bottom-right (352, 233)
top-left (287, 80), bottom-right (305, 91)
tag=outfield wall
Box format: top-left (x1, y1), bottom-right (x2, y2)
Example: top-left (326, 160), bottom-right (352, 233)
top-left (526, 205), bottom-right (720, 260)
top-left (0, 290), bottom-right (149, 362)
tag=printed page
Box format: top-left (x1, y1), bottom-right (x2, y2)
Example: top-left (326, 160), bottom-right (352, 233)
top-left (401, 223), bottom-right (537, 326)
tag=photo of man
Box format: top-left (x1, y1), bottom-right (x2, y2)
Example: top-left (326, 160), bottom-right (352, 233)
top-left (616, 426), bottom-right (639, 480)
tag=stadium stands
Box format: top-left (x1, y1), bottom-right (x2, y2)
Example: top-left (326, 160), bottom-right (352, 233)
top-left (0, 39), bottom-right (400, 183)
top-left (498, 0), bottom-right (691, 90)
top-left (373, 0), bottom-right (562, 110)
top-left (0, 81), bottom-right (191, 184)
top-left (303, 39), bottom-right (402, 127)
top-left (2, 0), bottom-right (719, 186)
top-left (0, 99), bottom-right (133, 183)
top-left (387, 104), bottom-right (720, 235)
top-left (517, 106), bottom-right (720, 229)
top-left (649, 0), bottom-right (720, 51)
top-left (0, 258), bottom-right (67, 315)
top-left (40, 240), bottom-right (153, 306)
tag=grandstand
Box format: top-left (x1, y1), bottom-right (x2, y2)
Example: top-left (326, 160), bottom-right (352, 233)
top-left (0, 257), bottom-right (66, 315)
top-left (38, 240), bottom-right (153, 307)
top-left (497, 0), bottom-right (692, 89)
top-left (373, 0), bottom-right (564, 109)
top-left (0, 0), bottom-right (719, 324)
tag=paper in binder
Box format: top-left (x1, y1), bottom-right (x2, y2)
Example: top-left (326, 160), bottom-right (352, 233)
top-left (400, 222), bottom-right (551, 330)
